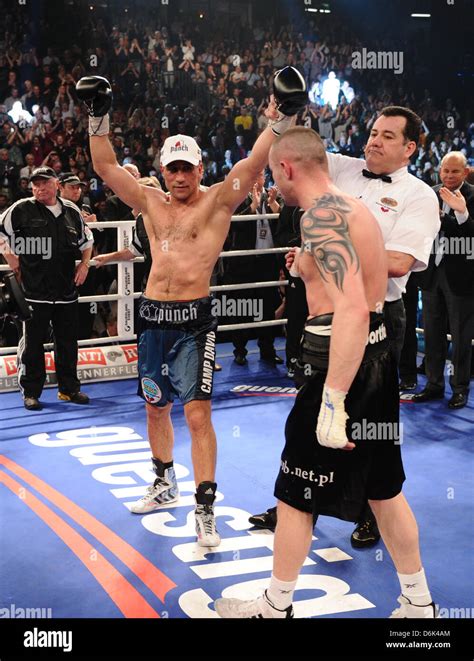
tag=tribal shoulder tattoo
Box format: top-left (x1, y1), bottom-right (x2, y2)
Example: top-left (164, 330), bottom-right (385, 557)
top-left (301, 193), bottom-right (359, 292)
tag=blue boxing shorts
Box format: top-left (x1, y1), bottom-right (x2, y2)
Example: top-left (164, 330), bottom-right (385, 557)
top-left (274, 312), bottom-right (405, 523)
top-left (137, 296), bottom-right (217, 407)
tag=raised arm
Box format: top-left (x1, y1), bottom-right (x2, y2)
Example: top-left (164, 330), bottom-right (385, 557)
top-left (216, 67), bottom-right (308, 214)
top-left (216, 111), bottom-right (284, 214)
top-left (76, 76), bottom-right (147, 212)
top-left (90, 135), bottom-right (147, 211)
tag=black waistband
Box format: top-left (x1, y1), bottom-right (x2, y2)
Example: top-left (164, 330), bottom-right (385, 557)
top-left (305, 311), bottom-right (384, 329)
top-left (138, 295), bottom-right (215, 329)
top-left (300, 312), bottom-right (389, 370)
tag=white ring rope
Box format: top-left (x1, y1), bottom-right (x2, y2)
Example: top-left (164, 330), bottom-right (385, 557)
top-left (0, 212), bottom-right (455, 357)
top-left (0, 212), bottom-right (290, 355)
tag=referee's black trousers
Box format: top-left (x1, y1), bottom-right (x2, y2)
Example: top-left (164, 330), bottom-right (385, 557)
top-left (18, 301), bottom-right (80, 398)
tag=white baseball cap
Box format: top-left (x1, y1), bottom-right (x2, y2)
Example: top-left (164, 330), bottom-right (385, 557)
top-left (160, 134), bottom-right (202, 167)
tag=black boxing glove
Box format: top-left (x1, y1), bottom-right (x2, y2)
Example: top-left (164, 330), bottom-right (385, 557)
top-left (76, 76), bottom-right (112, 116)
top-left (273, 66), bottom-right (308, 115)
top-left (76, 76), bottom-right (113, 136)
top-left (269, 66), bottom-right (308, 135)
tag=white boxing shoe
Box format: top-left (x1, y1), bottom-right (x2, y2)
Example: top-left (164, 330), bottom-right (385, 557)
top-left (130, 467), bottom-right (178, 514)
top-left (195, 504), bottom-right (221, 547)
top-left (390, 594), bottom-right (439, 618)
top-left (215, 590), bottom-right (294, 619)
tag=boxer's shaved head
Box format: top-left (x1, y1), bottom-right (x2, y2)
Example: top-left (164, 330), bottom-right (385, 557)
top-left (270, 127), bottom-right (329, 205)
top-left (270, 127), bottom-right (328, 172)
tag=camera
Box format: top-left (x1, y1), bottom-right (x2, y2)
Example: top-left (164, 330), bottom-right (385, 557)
top-left (0, 273), bottom-right (32, 321)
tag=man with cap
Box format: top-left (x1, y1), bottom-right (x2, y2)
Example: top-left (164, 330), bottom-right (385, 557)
top-left (76, 68), bottom-right (307, 547)
top-left (59, 172), bottom-right (100, 339)
top-left (59, 172), bottom-right (86, 202)
top-left (0, 166), bottom-right (93, 410)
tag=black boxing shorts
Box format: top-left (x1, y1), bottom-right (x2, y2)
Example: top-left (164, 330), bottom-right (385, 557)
top-left (274, 312), bottom-right (405, 523)
top-left (136, 296), bottom-right (217, 407)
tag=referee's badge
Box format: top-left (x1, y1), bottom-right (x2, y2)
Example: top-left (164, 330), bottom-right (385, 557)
top-left (377, 197), bottom-right (399, 214)
top-left (380, 197), bottom-right (398, 208)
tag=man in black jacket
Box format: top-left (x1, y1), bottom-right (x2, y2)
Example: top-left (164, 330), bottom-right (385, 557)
top-left (273, 205), bottom-right (308, 376)
top-left (413, 151), bottom-right (474, 409)
top-left (59, 172), bottom-right (100, 340)
top-left (0, 166), bottom-right (93, 410)
top-left (99, 163), bottom-right (140, 289)
top-left (224, 171), bottom-right (283, 365)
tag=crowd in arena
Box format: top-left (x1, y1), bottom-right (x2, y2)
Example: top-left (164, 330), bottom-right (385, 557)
top-left (0, 1), bottom-right (472, 625)
top-left (1, 2), bottom-right (473, 347)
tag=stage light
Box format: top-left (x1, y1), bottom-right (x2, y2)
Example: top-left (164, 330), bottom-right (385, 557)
top-left (8, 101), bottom-right (33, 125)
top-left (322, 71), bottom-right (340, 109)
top-left (305, 6), bottom-right (331, 13)
top-left (411, 13), bottom-right (431, 18)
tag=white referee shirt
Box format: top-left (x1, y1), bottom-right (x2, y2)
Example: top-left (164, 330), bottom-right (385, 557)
top-left (327, 152), bottom-right (440, 301)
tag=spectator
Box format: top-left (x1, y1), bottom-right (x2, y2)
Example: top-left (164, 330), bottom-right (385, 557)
top-left (0, 148), bottom-right (18, 196)
top-left (19, 153), bottom-right (35, 179)
top-left (231, 135), bottom-right (247, 163)
top-left (223, 170), bottom-right (283, 366)
top-left (413, 152), bottom-right (474, 410)
top-left (181, 38), bottom-right (195, 62)
top-left (0, 3), bottom-right (470, 352)
top-left (0, 166), bottom-right (93, 410)
top-left (58, 172), bottom-right (100, 340)
top-left (273, 205), bottom-right (308, 377)
top-left (234, 105), bottom-right (254, 144)
top-left (4, 87), bottom-right (20, 112)
top-left (15, 176), bottom-right (31, 199)
top-left (0, 193), bottom-right (10, 213)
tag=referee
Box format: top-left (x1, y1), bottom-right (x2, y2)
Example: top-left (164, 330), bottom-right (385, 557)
top-left (0, 166), bottom-right (93, 410)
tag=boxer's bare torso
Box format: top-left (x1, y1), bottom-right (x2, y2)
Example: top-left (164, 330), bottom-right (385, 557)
top-left (88, 98), bottom-right (287, 303)
top-left (296, 190), bottom-right (387, 316)
top-left (141, 184), bottom-right (230, 301)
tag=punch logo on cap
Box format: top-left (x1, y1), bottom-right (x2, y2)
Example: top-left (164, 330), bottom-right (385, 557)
top-left (171, 140), bottom-right (189, 154)
top-left (161, 134), bottom-right (201, 167)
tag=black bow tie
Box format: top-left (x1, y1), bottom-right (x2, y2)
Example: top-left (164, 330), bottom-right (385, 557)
top-left (362, 169), bottom-right (392, 184)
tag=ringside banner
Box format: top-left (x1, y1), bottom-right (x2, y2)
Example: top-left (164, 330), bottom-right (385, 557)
top-left (0, 344), bottom-right (138, 392)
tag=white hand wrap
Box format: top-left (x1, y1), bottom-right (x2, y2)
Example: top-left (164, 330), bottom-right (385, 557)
top-left (88, 114), bottom-right (110, 137)
top-left (268, 111), bottom-right (293, 136)
top-left (289, 247), bottom-right (301, 277)
top-left (316, 385), bottom-right (350, 449)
